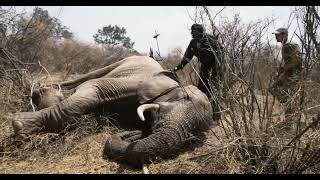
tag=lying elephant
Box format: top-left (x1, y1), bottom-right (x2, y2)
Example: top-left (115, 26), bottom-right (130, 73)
top-left (12, 55), bottom-right (213, 165)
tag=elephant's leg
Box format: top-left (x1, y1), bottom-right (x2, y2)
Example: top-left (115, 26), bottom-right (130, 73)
top-left (12, 78), bottom-right (139, 138)
top-left (60, 60), bottom-right (125, 90)
top-left (12, 85), bottom-right (101, 137)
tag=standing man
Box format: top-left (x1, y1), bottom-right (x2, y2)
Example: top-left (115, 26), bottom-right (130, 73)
top-left (270, 28), bottom-right (302, 103)
top-left (173, 23), bottom-right (223, 120)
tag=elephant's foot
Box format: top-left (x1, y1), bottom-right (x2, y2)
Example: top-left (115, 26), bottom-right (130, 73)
top-left (103, 130), bottom-right (144, 166)
top-left (12, 111), bottom-right (45, 139)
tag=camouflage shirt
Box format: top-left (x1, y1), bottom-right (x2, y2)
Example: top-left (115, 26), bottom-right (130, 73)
top-left (280, 42), bottom-right (302, 76)
top-left (176, 33), bottom-right (223, 70)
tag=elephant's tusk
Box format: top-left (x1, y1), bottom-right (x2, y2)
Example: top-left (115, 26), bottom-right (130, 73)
top-left (137, 104), bottom-right (160, 121)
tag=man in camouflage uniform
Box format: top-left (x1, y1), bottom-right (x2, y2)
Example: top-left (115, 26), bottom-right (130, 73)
top-left (270, 28), bottom-right (302, 104)
top-left (173, 23), bottom-right (223, 120)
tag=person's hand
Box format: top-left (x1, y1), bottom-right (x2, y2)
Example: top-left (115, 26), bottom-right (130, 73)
top-left (172, 67), bottom-right (179, 72)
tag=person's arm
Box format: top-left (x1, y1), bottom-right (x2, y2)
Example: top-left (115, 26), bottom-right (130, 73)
top-left (174, 40), bottom-right (194, 71)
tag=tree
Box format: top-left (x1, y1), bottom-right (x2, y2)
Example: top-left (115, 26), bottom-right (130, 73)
top-left (2, 7), bottom-right (74, 64)
top-left (93, 25), bottom-right (135, 49)
top-left (0, 7), bottom-right (23, 47)
top-left (31, 7), bottom-right (73, 39)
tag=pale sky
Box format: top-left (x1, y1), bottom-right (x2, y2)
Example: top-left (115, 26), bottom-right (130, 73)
top-left (15, 6), bottom-right (298, 55)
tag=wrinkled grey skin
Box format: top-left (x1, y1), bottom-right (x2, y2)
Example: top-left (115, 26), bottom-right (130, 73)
top-left (32, 87), bottom-right (64, 110)
top-left (12, 56), bottom-right (213, 165)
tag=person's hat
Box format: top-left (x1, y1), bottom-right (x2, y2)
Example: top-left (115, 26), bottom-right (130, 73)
top-left (272, 28), bottom-right (288, 34)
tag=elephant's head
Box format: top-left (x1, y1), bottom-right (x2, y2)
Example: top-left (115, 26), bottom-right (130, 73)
top-left (103, 85), bottom-right (213, 165)
top-left (32, 87), bottom-right (64, 110)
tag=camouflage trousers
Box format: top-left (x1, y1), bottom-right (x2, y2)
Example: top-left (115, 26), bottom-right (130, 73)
top-left (270, 72), bottom-right (302, 130)
top-left (269, 72), bottom-right (301, 104)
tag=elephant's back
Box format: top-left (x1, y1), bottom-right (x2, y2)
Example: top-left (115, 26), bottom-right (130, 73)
top-left (105, 56), bottom-right (164, 78)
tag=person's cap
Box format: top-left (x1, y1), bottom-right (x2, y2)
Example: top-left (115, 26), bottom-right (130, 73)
top-left (272, 28), bottom-right (288, 35)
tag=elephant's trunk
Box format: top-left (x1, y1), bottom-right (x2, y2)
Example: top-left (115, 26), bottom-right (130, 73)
top-left (137, 104), bottom-right (160, 121)
top-left (124, 124), bottom-right (190, 164)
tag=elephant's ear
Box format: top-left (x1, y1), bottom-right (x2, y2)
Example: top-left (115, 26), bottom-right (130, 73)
top-left (158, 70), bottom-right (179, 82)
top-left (137, 75), bottom-right (179, 104)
